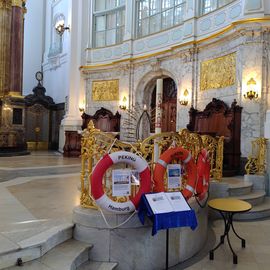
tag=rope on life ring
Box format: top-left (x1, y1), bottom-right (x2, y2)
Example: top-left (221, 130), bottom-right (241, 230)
top-left (153, 147), bottom-right (197, 200)
top-left (195, 149), bottom-right (210, 208)
top-left (91, 151), bottom-right (151, 213)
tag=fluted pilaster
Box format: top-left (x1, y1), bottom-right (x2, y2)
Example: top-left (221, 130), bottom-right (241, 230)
top-left (0, 0), bottom-right (12, 96)
top-left (9, 0), bottom-right (23, 95)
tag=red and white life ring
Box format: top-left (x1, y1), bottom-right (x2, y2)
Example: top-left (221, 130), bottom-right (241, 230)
top-left (196, 149), bottom-right (210, 201)
top-left (91, 151), bottom-right (151, 213)
top-left (153, 147), bottom-right (197, 200)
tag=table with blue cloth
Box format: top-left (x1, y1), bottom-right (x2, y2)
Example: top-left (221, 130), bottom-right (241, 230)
top-left (138, 193), bottom-right (198, 236)
top-left (138, 193), bottom-right (198, 270)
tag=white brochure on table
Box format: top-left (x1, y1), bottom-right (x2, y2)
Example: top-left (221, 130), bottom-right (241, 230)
top-left (167, 164), bottom-right (182, 189)
top-left (112, 169), bottom-right (131, 197)
top-left (145, 192), bottom-right (190, 214)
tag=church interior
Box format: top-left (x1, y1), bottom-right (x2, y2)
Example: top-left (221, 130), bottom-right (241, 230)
top-left (1, 0), bottom-right (270, 269)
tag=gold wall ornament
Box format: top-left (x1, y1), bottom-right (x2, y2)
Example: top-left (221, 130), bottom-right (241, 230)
top-left (0, 0), bottom-right (12, 9)
top-left (245, 138), bottom-right (268, 175)
top-left (92, 80), bottom-right (119, 101)
top-left (80, 122), bottom-right (224, 209)
top-left (200, 52), bottom-right (236, 91)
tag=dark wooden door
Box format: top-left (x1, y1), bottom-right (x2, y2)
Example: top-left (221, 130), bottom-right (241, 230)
top-left (162, 100), bottom-right (177, 132)
top-left (151, 78), bottom-right (177, 133)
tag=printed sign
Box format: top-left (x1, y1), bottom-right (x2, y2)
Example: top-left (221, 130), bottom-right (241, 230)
top-left (167, 164), bottom-right (182, 189)
top-left (112, 169), bottom-right (131, 197)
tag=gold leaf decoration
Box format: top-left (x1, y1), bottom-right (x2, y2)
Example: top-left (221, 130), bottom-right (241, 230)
top-left (200, 53), bottom-right (236, 91)
top-left (92, 80), bottom-right (119, 101)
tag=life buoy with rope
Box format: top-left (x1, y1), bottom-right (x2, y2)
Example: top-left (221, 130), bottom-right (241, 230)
top-left (91, 151), bottom-right (151, 213)
top-left (153, 147), bottom-right (197, 200)
top-left (195, 149), bottom-right (210, 202)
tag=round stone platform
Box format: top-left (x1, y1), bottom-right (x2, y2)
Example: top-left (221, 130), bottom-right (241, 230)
top-left (73, 198), bottom-right (208, 270)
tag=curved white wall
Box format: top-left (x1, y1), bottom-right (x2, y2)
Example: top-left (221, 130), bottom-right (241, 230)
top-left (86, 0), bottom-right (268, 65)
top-left (23, 0), bottom-right (46, 96)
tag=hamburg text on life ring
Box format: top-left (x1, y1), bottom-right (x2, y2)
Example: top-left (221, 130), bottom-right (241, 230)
top-left (153, 147), bottom-right (197, 200)
top-left (91, 151), bottom-right (151, 213)
top-left (196, 149), bottom-right (210, 201)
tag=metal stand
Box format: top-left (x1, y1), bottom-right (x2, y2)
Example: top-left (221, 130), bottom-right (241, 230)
top-left (209, 211), bottom-right (246, 264)
top-left (166, 229), bottom-right (169, 270)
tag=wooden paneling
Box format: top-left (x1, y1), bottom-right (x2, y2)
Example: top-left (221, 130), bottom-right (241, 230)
top-left (187, 98), bottom-right (242, 176)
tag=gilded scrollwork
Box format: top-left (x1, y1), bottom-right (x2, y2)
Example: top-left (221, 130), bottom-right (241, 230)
top-left (92, 80), bottom-right (119, 101)
top-left (245, 138), bottom-right (268, 175)
top-left (80, 121), bottom-right (224, 208)
top-left (0, 0), bottom-right (12, 9)
top-left (200, 52), bottom-right (236, 91)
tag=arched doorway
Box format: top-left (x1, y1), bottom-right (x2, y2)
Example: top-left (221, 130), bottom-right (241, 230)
top-left (150, 77), bottom-right (177, 132)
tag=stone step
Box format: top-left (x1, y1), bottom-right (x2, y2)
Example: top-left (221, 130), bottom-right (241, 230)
top-left (78, 261), bottom-right (118, 270)
top-left (230, 190), bottom-right (266, 206)
top-left (234, 197), bottom-right (270, 220)
top-left (227, 181), bottom-right (253, 196)
top-left (0, 223), bottom-right (74, 269)
top-left (6, 239), bottom-right (93, 270)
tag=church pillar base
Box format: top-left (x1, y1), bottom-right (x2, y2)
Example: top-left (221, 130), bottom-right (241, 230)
top-left (0, 96), bottom-right (28, 156)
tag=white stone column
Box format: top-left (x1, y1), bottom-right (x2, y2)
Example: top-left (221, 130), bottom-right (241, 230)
top-left (123, 0), bottom-right (133, 40)
top-left (183, 0), bottom-right (196, 20)
top-left (265, 110), bottom-right (270, 139)
top-left (59, 0), bottom-right (83, 152)
top-left (154, 78), bottom-right (163, 162)
top-left (155, 78), bottom-right (163, 134)
top-left (88, 0), bottom-right (93, 48)
top-left (264, 111), bottom-right (270, 195)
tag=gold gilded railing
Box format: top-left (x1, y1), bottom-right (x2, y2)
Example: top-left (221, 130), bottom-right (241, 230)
top-left (80, 121), bottom-right (224, 208)
top-left (245, 138), bottom-right (268, 175)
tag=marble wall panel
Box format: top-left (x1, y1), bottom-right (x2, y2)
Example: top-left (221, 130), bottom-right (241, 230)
top-left (183, 22), bottom-right (193, 37)
top-left (147, 33), bottom-right (170, 48)
top-left (200, 18), bottom-right (212, 32)
top-left (215, 12), bottom-right (226, 26)
top-left (230, 3), bottom-right (242, 19)
top-left (83, 26), bottom-right (269, 159)
top-left (244, 0), bottom-right (263, 13)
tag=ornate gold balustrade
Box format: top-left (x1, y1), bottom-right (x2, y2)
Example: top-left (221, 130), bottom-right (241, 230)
top-left (80, 121), bottom-right (224, 208)
top-left (245, 138), bottom-right (268, 175)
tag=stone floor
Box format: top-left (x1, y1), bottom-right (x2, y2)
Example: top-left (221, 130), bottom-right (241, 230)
top-left (0, 151), bottom-right (270, 269)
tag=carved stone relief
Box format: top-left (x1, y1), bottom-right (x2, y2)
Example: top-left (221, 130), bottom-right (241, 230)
top-left (200, 52), bottom-right (236, 91)
top-left (92, 80), bottom-right (119, 101)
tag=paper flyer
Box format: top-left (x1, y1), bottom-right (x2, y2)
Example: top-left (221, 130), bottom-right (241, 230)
top-left (167, 164), bottom-right (182, 189)
top-left (145, 193), bottom-right (174, 214)
top-left (112, 169), bottom-right (131, 197)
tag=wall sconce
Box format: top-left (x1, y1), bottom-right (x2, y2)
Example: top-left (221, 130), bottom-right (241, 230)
top-left (55, 19), bottom-right (70, 36)
top-left (179, 89), bottom-right (189, 106)
top-left (79, 101), bottom-right (85, 113)
top-left (119, 96), bottom-right (128, 110)
top-left (79, 107), bottom-right (85, 113)
top-left (244, 78), bottom-right (258, 100)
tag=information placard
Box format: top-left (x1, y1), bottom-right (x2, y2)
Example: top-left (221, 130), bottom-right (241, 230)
top-left (112, 169), bottom-right (131, 197)
top-left (167, 164), bottom-right (182, 189)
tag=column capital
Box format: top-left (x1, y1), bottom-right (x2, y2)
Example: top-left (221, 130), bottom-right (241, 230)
top-left (11, 0), bottom-right (23, 8)
top-left (0, 0), bottom-right (12, 9)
